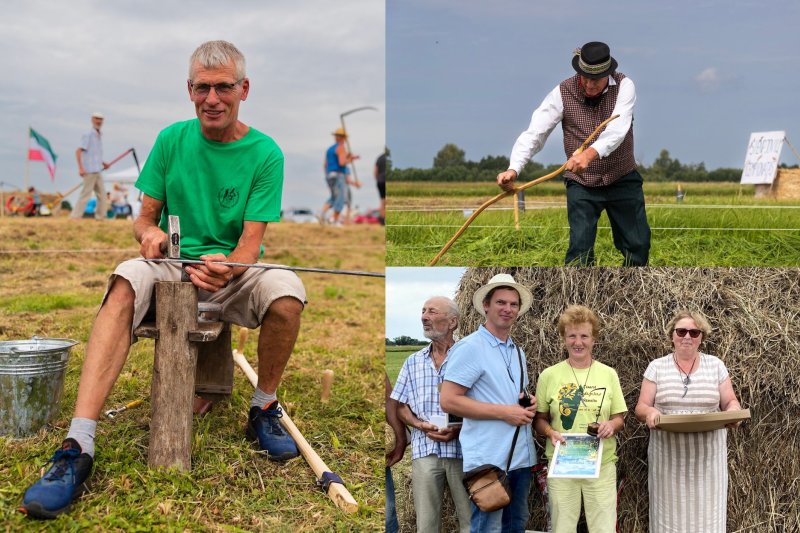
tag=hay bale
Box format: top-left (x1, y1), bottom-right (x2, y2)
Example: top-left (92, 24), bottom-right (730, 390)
top-left (421, 267), bottom-right (799, 533)
top-left (774, 168), bottom-right (800, 200)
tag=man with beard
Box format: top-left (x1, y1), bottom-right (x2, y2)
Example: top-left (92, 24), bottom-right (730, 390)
top-left (440, 273), bottom-right (537, 533)
top-left (390, 296), bottom-right (472, 533)
top-left (496, 41), bottom-right (650, 266)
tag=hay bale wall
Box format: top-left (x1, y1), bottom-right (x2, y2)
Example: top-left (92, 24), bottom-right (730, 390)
top-left (435, 267), bottom-right (798, 532)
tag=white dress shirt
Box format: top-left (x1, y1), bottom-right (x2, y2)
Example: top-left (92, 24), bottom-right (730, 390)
top-left (509, 76), bottom-right (636, 175)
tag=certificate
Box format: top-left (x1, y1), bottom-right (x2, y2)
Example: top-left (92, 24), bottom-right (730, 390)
top-left (548, 434), bottom-right (603, 479)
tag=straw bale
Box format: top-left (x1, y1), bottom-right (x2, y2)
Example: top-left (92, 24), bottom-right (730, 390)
top-left (396, 267), bottom-right (800, 533)
top-left (775, 168), bottom-right (800, 200)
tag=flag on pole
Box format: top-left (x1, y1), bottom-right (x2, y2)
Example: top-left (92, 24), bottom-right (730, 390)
top-left (29, 128), bottom-right (58, 180)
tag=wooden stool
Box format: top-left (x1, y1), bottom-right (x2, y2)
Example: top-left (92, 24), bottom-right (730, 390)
top-left (133, 281), bottom-right (234, 470)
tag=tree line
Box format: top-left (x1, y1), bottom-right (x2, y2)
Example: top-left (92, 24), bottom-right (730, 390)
top-left (386, 336), bottom-right (426, 346)
top-left (387, 143), bottom-right (800, 183)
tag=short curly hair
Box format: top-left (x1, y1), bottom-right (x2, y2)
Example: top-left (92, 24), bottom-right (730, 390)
top-left (557, 305), bottom-right (600, 338)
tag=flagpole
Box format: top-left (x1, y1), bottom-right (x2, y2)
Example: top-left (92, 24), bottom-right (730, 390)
top-left (24, 126), bottom-right (30, 191)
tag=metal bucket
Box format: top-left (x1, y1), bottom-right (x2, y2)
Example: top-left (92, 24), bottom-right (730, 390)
top-left (0, 337), bottom-right (78, 437)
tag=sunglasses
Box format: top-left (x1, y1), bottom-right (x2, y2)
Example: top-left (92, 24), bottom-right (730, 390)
top-left (674, 328), bottom-right (702, 338)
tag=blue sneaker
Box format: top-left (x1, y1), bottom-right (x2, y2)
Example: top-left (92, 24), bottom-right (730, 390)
top-left (246, 402), bottom-right (299, 461)
top-left (20, 439), bottom-right (93, 519)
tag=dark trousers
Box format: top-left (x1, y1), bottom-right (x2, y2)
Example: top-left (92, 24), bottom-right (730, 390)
top-left (565, 170), bottom-right (651, 266)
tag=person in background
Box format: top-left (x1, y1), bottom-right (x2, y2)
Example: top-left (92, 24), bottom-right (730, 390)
top-left (27, 187), bottom-right (41, 216)
top-left (635, 310), bottom-right (742, 533)
top-left (374, 151), bottom-right (386, 224)
top-left (320, 128), bottom-right (359, 226)
top-left (386, 372), bottom-right (408, 533)
top-left (72, 112), bottom-right (109, 221)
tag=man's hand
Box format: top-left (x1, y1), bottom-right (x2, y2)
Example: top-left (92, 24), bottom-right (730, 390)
top-left (139, 227), bottom-right (168, 259)
top-left (500, 404), bottom-right (536, 426)
top-left (425, 425), bottom-right (460, 443)
top-left (386, 432), bottom-right (407, 467)
top-left (184, 253), bottom-right (234, 292)
top-left (496, 169), bottom-right (518, 192)
top-left (565, 147), bottom-right (599, 174)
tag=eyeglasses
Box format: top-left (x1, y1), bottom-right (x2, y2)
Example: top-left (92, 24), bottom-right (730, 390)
top-left (674, 328), bottom-right (702, 338)
top-left (188, 78), bottom-right (244, 97)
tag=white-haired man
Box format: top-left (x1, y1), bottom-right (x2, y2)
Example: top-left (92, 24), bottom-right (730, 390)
top-left (391, 296), bottom-right (472, 532)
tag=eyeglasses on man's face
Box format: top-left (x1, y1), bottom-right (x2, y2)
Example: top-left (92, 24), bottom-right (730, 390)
top-left (188, 78), bottom-right (244, 98)
top-left (674, 328), bottom-right (702, 338)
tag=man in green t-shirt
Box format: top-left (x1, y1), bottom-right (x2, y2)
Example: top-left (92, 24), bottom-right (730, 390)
top-left (21, 40), bottom-right (306, 520)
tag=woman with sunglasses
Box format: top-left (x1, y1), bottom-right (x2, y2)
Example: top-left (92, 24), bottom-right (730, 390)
top-left (635, 310), bottom-right (742, 533)
top-left (534, 305), bottom-right (626, 533)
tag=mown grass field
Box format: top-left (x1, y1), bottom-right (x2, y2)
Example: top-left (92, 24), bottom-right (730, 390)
top-left (0, 217), bottom-right (384, 532)
top-left (386, 180), bottom-right (800, 266)
top-left (385, 346), bottom-right (425, 385)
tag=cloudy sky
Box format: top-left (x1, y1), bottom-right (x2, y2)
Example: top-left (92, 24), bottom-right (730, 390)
top-left (388, 0), bottom-right (800, 171)
top-left (386, 267), bottom-right (466, 340)
top-left (1, 0), bottom-right (384, 212)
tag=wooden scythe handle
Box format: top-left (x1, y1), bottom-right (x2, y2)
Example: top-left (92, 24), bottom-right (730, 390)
top-left (232, 348), bottom-right (360, 514)
top-left (428, 114), bottom-right (619, 266)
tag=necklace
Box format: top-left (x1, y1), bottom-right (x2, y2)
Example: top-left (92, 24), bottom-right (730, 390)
top-left (567, 359), bottom-right (593, 408)
top-left (674, 353), bottom-right (698, 398)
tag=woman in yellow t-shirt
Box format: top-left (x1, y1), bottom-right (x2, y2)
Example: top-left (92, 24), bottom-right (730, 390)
top-left (534, 305), bottom-right (626, 533)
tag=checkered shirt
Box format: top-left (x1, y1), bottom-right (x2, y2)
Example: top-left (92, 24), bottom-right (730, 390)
top-left (390, 344), bottom-right (463, 460)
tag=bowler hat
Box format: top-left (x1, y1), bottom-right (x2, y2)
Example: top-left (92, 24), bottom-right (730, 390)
top-left (572, 42), bottom-right (617, 79)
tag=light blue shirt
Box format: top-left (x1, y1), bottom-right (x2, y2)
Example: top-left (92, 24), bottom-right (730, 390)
top-left (390, 344), bottom-right (462, 460)
top-left (444, 324), bottom-right (536, 472)
top-left (79, 128), bottom-right (104, 173)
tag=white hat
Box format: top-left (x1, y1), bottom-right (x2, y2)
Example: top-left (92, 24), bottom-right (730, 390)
top-left (91, 112), bottom-right (104, 119)
top-left (472, 273), bottom-right (533, 317)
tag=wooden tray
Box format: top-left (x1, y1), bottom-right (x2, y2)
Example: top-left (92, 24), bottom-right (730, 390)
top-left (656, 409), bottom-right (750, 432)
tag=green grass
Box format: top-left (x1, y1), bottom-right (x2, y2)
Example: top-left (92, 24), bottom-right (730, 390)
top-left (0, 293), bottom-right (97, 313)
top-left (387, 181), bottom-right (800, 266)
top-left (385, 346), bottom-right (425, 384)
top-left (0, 217), bottom-right (385, 531)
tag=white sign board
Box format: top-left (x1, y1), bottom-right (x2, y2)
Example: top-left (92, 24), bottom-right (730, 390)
top-left (741, 131), bottom-right (785, 185)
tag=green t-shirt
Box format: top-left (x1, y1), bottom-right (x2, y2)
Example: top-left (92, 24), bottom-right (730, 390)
top-left (136, 119), bottom-right (283, 260)
top-left (535, 359), bottom-right (627, 463)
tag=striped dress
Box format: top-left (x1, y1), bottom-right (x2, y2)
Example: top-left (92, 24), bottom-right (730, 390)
top-left (643, 353), bottom-right (729, 533)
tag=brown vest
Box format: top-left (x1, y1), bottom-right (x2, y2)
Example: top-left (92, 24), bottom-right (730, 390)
top-left (559, 72), bottom-right (636, 187)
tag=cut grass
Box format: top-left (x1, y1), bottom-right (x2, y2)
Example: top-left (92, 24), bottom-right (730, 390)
top-left (387, 181), bottom-right (800, 266)
top-left (0, 217), bottom-right (385, 531)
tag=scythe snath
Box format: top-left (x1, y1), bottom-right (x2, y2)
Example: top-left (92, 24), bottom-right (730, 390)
top-left (429, 115), bottom-right (619, 266)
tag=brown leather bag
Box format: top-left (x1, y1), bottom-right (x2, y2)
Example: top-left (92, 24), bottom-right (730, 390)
top-left (462, 464), bottom-right (511, 512)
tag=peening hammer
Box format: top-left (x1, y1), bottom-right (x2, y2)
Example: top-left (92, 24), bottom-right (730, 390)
top-left (162, 215), bottom-right (189, 281)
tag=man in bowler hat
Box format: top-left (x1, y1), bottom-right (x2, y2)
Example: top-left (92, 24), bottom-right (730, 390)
top-left (497, 42), bottom-right (650, 266)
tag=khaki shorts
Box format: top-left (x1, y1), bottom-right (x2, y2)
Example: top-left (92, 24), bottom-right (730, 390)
top-left (104, 259), bottom-right (307, 341)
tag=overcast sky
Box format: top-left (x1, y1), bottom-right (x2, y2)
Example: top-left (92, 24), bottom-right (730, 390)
top-left (1, 0), bottom-right (384, 212)
top-left (386, 267), bottom-right (466, 340)
top-left (387, 0), bottom-right (800, 171)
